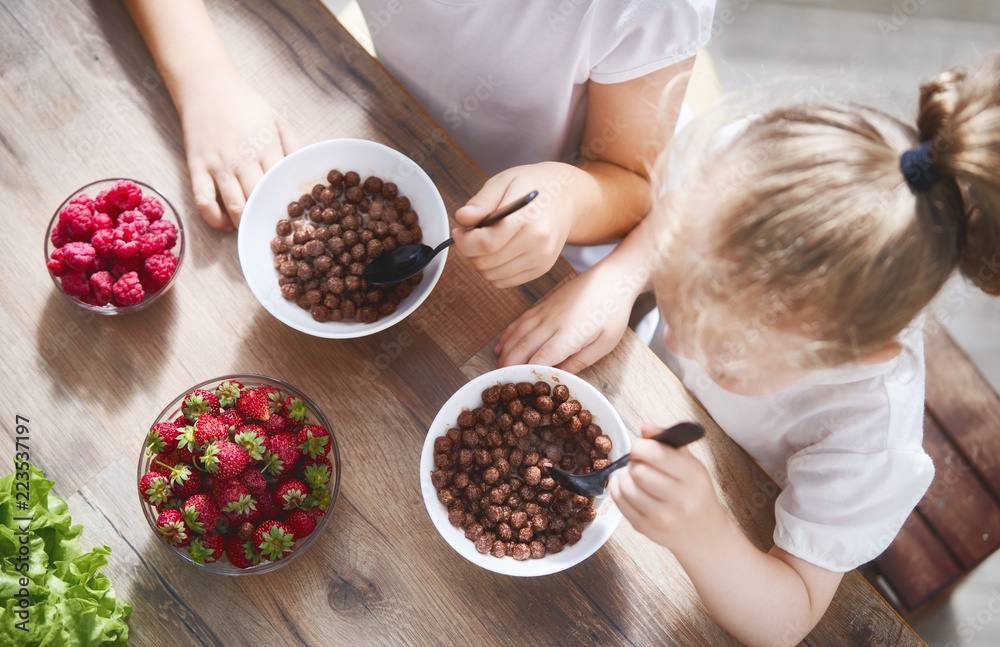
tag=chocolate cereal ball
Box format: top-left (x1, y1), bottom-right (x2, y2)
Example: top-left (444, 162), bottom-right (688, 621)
top-left (344, 171), bottom-right (361, 187)
top-left (364, 176), bottom-right (383, 194)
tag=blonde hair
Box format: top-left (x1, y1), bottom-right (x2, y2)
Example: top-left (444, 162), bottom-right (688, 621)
top-left (651, 53), bottom-right (1000, 372)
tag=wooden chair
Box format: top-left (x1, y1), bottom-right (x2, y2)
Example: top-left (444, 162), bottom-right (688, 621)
top-left (860, 318), bottom-right (1000, 620)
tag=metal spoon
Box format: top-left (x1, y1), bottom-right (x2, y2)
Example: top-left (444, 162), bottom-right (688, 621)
top-left (362, 190), bottom-right (538, 285)
top-left (547, 422), bottom-right (706, 497)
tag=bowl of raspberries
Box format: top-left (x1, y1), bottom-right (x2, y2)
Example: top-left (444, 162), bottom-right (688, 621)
top-left (137, 374), bottom-right (340, 574)
top-left (45, 178), bottom-right (183, 313)
top-left (237, 138), bottom-right (449, 338)
top-left (421, 365), bottom-right (630, 577)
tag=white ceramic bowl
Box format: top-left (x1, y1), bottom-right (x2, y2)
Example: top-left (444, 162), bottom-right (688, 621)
top-left (420, 365), bottom-right (629, 577)
top-left (238, 139), bottom-right (449, 338)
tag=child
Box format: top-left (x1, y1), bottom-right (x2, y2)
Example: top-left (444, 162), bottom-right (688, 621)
top-left (125, 0), bottom-right (716, 286)
top-left (494, 53), bottom-right (1000, 645)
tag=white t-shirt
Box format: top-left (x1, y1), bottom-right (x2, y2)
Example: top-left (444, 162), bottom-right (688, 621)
top-left (651, 317), bottom-right (934, 572)
top-left (357, 0), bottom-right (716, 175)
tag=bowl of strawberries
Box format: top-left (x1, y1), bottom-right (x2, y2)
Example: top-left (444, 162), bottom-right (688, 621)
top-left (137, 374), bottom-right (340, 574)
top-left (45, 178), bottom-right (184, 313)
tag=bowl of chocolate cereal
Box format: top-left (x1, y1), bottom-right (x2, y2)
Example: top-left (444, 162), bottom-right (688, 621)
top-left (237, 139), bottom-right (449, 338)
top-left (421, 365), bottom-right (629, 576)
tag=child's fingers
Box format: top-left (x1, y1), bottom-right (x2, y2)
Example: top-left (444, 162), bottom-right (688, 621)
top-left (498, 322), bottom-right (561, 368)
top-left (189, 166), bottom-right (228, 230)
top-left (555, 332), bottom-right (620, 374)
top-left (236, 163), bottom-right (264, 205)
top-left (456, 173), bottom-right (516, 227)
top-left (629, 437), bottom-right (697, 480)
top-left (213, 170), bottom-right (247, 228)
top-left (626, 460), bottom-right (682, 503)
top-left (609, 471), bottom-right (664, 524)
top-left (277, 120), bottom-right (300, 156)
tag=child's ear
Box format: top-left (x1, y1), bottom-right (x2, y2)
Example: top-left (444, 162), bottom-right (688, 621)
top-left (858, 341), bottom-right (903, 365)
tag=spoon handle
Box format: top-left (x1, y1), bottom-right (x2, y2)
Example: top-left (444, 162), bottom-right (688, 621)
top-left (467, 190), bottom-right (538, 230)
top-left (602, 423), bottom-right (703, 482)
top-left (431, 190), bottom-right (540, 255)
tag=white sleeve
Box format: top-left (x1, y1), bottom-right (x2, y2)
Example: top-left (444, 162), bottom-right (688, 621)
top-left (589, 0), bottom-right (716, 84)
top-left (773, 447), bottom-right (934, 572)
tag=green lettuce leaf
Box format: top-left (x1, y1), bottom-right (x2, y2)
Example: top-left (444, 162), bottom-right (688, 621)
top-left (0, 461), bottom-right (131, 646)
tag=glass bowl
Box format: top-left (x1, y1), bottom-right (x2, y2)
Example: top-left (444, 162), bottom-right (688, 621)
top-left (44, 178), bottom-right (185, 314)
top-left (137, 374), bottom-right (341, 575)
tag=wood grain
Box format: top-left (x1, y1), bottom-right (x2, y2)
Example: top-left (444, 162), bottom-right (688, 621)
top-left (0, 0), bottom-right (922, 644)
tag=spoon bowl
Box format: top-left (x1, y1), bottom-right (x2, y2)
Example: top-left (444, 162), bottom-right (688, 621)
top-left (548, 422), bottom-right (705, 497)
top-left (364, 190), bottom-right (537, 285)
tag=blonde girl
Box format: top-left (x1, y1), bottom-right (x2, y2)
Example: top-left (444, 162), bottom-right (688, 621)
top-left (494, 53), bottom-right (1000, 645)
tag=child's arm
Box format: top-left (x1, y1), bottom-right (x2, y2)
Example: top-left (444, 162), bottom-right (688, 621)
top-left (123, 0), bottom-right (298, 229)
top-left (611, 424), bottom-right (844, 647)
top-left (452, 57), bottom-right (694, 288)
top-left (495, 214), bottom-right (660, 371)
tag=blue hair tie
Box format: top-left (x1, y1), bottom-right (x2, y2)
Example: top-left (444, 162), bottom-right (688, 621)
top-left (900, 141), bottom-right (944, 192)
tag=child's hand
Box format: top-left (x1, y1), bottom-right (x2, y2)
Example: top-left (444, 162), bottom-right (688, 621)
top-left (495, 265), bottom-right (633, 372)
top-left (609, 423), bottom-right (727, 550)
top-left (178, 73), bottom-right (298, 230)
top-left (452, 162), bottom-right (579, 288)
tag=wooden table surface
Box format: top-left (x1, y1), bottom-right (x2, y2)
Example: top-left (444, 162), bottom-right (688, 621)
top-left (0, 1), bottom-right (925, 645)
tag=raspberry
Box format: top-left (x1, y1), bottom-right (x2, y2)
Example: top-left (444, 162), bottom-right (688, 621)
top-left (118, 209), bottom-right (150, 233)
top-left (50, 224), bottom-right (72, 248)
top-left (69, 193), bottom-right (95, 214)
top-left (60, 270), bottom-right (90, 298)
top-left (46, 248), bottom-right (68, 277)
top-left (139, 196), bottom-right (164, 221)
top-left (92, 212), bottom-right (114, 231)
top-left (94, 190), bottom-right (118, 218)
top-left (91, 228), bottom-right (116, 258)
top-left (143, 252), bottom-right (178, 291)
top-left (61, 241), bottom-right (97, 271)
top-left (112, 256), bottom-right (142, 278)
top-left (138, 232), bottom-right (167, 258)
top-left (112, 271), bottom-right (144, 306)
top-left (112, 222), bottom-right (143, 258)
top-left (58, 203), bottom-right (90, 228)
top-left (89, 271), bottom-right (115, 305)
top-left (148, 220), bottom-right (178, 250)
top-left (107, 180), bottom-right (142, 212)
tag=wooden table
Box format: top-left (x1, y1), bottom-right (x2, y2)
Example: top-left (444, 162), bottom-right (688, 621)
top-left (0, 1), bottom-right (925, 645)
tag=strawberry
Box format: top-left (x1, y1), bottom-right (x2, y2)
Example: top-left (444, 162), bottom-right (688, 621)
top-left (219, 409), bottom-right (243, 436)
top-left (155, 509), bottom-right (192, 548)
top-left (181, 388), bottom-right (220, 421)
top-left (166, 463), bottom-right (202, 499)
top-left (285, 509), bottom-right (317, 539)
top-left (255, 489), bottom-right (282, 520)
top-left (262, 413), bottom-right (288, 435)
top-left (225, 505), bottom-right (261, 529)
top-left (297, 425), bottom-right (331, 459)
top-left (214, 380), bottom-right (244, 408)
top-left (305, 487), bottom-right (333, 517)
top-left (194, 413), bottom-right (229, 450)
top-left (261, 386), bottom-right (284, 414)
top-left (199, 440), bottom-right (249, 479)
top-left (274, 479), bottom-right (309, 510)
top-left (139, 471), bottom-right (173, 506)
top-left (173, 414), bottom-right (195, 428)
top-left (182, 493), bottom-right (221, 534)
top-left (262, 433), bottom-right (302, 478)
top-left (225, 534), bottom-right (261, 569)
top-left (213, 479), bottom-right (255, 515)
top-left (237, 388), bottom-right (271, 421)
top-left (145, 422), bottom-right (180, 455)
top-left (176, 425), bottom-right (198, 455)
top-left (155, 497), bottom-right (185, 515)
top-left (175, 444), bottom-right (196, 465)
top-left (301, 456), bottom-right (333, 490)
top-left (233, 425), bottom-right (267, 461)
top-left (254, 520), bottom-right (295, 561)
top-left (188, 531), bottom-right (226, 564)
top-left (238, 468), bottom-right (268, 494)
top-left (283, 395), bottom-right (309, 423)
top-left (149, 453), bottom-right (179, 476)
top-left (237, 522), bottom-right (256, 541)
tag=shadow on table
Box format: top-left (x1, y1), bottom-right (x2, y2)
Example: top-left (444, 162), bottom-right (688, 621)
top-left (35, 288), bottom-right (179, 411)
